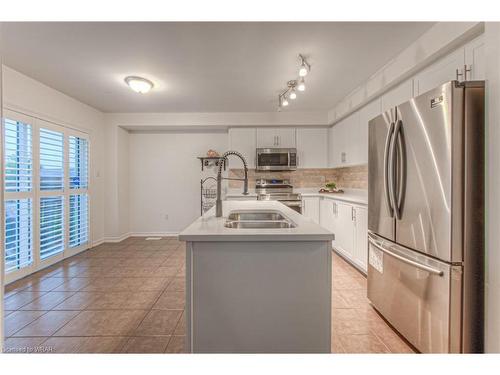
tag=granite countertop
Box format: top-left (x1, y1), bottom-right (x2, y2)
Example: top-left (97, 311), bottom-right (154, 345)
top-left (178, 200), bottom-right (334, 242)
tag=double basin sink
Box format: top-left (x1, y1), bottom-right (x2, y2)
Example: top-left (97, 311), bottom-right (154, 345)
top-left (224, 210), bottom-right (297, 229)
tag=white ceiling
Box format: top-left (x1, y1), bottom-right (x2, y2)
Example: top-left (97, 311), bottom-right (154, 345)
top-left (2, 22), bottom-right (434, 113)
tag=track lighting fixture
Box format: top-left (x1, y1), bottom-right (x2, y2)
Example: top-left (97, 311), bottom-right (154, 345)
top-left (298, 54), bottom-right (311, 77)
top-left (277, 55), bottom-right (311, 110)
top-left (298, 77), bottom-right (306, 92)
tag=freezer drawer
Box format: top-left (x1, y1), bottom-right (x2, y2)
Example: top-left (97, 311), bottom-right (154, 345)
top-left (367, 232), bottom-right (462, 353)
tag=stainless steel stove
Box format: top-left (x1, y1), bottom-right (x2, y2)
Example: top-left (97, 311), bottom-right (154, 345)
top-left (255, 178), bottom-right (302, 213)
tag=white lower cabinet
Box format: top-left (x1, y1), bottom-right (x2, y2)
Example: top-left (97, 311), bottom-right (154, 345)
top-left (334, 202), bottom-right (354, 260)
top-left (302, 196), bottom-right (320, 224)
top-left (317, 197), bottom-right (368, 274)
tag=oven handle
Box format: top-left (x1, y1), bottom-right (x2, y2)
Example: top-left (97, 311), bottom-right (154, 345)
top-left (367, 234), bottom-right (444, 276)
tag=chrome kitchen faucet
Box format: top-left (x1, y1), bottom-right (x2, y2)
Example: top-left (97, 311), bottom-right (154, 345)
top-left (216, 150), bottom-right (249, 217)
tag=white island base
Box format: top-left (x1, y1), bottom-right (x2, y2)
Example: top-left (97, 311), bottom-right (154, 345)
top-left (180, 201), bottom-right (333, 353)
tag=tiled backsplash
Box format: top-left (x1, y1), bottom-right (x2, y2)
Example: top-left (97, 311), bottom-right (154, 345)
top-left (228, 164), bottom-right (368, 189)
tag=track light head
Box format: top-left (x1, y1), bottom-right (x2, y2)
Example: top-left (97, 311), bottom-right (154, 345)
top-left (298, 54), bottom-right (310, 77)
top-left (298, 77), bottom-right (306, 91)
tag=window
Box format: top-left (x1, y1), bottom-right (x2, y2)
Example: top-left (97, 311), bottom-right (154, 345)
top-left (39, 126), bottom-right (65, 261)
top-left (69, 136), bottom-right (88, 189)
top-left (4, 199), bottom-right (33, 272)
top-left (68, 135), bottom-right (89, 248)
top-left (2, 112), bottom-right (91, 282)
top-left (39, 128), bottom-right (64, 191)
top-left (39, 196), bottom-right (65, 259)
top-left (4, 118), bottom-right (32, 192)
top-left (69, 194), bottom-right (88, 247)
top-left (3, 117), bottom-right (34, 274)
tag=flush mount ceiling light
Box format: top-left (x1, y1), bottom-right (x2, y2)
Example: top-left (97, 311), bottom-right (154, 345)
top-left (124, 76), bottom-right (154, 94)
top-left (277, 55), bottom-right (311, 111)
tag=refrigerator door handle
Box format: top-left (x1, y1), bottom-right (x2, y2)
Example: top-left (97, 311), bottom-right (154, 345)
top-left (394, 119), bottom-right (405, 220)
top-left (368, 234), bottom-right (444, 276)
top-left (388, 120), bottom-right (399, 218)
top-left (384, 121), bottom-right (395, 217)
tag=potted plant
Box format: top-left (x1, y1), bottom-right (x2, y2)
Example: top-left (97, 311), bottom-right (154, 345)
top-left (325, 182), bottom-right (337, 192)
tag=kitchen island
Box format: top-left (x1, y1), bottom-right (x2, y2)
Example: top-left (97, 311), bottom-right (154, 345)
top-left (179, 200), bottom-right (334, 353)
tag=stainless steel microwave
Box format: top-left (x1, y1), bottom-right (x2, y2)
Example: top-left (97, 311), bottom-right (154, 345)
top-left (256, 148), bottom-right (297, 171)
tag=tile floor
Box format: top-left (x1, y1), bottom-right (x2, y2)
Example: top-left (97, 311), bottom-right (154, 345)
top-left (2, 237), bottom-right (414, 354)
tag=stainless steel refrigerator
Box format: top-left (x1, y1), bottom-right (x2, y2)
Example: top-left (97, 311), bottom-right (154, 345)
top-left (367, 81), bottom-right (484, 353)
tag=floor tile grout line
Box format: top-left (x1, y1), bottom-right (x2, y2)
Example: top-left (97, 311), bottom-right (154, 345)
top-left (6, 309), bottom-right (52, 338)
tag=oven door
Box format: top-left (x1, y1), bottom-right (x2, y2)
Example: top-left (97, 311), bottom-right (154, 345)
top-left (256, 148), bottom-right (295, 171)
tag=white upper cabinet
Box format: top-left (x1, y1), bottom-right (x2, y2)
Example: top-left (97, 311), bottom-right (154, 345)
top-left (328, 121), bottom-right (342, 168)
top-left (465, 35), bottom-right (485, 80)
top-left (413, 47), bottom-right (465, 96)
top-left (296, 128), bottom-right (328, 168)
top-left (357, 99), bottom-right (382, 164)
top-left (256, 128), bottom-right (296, 148)
top-left (256, 128), bottom-right (276, 148)
top-left (329, 111), bottom-right (365, 168)
top-left (276, 128), bottom-right (296, 148)
top-left (413, 36), bottom-right (484, 97)
top-left (381, 79), bottom-right (414, 113)
top-left (228, 128), bottom-right (256, 168)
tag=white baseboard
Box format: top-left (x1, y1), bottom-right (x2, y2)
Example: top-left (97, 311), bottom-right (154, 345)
top-left (92, 238), bottom-right (105, 247)
top-left (96, 232), bottom-right (179, 245)
top-left (102, 232), bottom-right (132, 243)
top-left (129, 232), bottom-right (179, 238)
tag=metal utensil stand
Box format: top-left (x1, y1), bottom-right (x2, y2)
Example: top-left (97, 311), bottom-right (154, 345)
top-left (200, 176), bottom-right (218, 215)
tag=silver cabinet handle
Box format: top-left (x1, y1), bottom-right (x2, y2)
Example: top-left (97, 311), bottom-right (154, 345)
top-left (384, 121), bottom-right (395, 218)
top-left (367, 235), bottom-right (444, 276)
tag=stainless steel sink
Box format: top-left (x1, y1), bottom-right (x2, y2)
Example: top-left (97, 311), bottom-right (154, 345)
top-left (224, 220), bottom-right (296, 229)
top-left (227, 210), bottom-right (286, 222)
top-left (224, 210), bottom-right (296, 229)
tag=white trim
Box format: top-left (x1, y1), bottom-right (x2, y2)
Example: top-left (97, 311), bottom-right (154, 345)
top-left (128, 232), bottom-right (179, 238)
top-left (92, 237), bottom-right (105, 247)
top-left (101, 232), bottom-right (179, 243)
top-left (102, 232), bottom-right (132, 243)
top-left (3, 103), bottom-right (94, 136)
